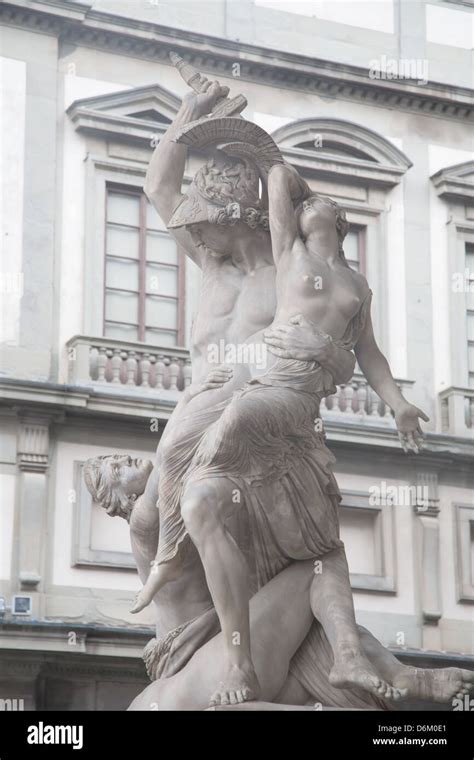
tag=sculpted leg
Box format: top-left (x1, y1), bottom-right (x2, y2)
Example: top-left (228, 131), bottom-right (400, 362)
top-left (181, 478), bottom-right (260, 706)
top-left (128, 553), bottom-right (471, 711)
top-left (128, 560), bottom-right (314, 711)
top-left (310, 547), bottom-right (406, 701)
top-left (358, 626), bottom-right (474, 704)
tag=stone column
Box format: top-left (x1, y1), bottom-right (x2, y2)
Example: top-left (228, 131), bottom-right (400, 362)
top-left (15, 415), bottom-right (51, 606)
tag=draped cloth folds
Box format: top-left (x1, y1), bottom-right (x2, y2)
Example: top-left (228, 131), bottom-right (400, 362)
top-left (156, 290), bottom-right (373, 582)
top-left (147, 291), bottom-right (389, 708)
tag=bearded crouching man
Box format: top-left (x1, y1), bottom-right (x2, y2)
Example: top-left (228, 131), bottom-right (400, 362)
top-left (83, 455), bottom-right (474, 710)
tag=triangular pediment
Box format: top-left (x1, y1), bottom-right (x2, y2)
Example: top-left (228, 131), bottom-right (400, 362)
top-left (67, 83), bottom-right (180, 144)
top-left (431, 160), bottom-right (474, 202)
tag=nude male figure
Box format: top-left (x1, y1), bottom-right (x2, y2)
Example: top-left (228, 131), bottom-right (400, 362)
top-left (126, 79), bottom-right (355, 604)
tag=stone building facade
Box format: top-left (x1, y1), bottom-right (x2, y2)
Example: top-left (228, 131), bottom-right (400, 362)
top-left (0, 0), bottom-right (472, 710)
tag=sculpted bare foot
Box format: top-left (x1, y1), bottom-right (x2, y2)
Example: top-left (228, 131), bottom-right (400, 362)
top-left (392, 666), bottom-right (474, 703)
top-left (209, 662), bottom-right (261, 707)
top-left (329, 651), bottom-right (407, 701)
top-left (130, 560), bottom-right (181, 613)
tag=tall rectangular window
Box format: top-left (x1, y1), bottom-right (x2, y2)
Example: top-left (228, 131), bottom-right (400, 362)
top-left (466, 243), bottom-right (474, 388)
top-left (104, 185), bottom-right (183, 347)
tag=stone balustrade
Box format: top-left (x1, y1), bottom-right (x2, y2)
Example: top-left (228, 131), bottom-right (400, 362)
top-left (439, 387), bottom-right (474, 436)
top-left (66, 336), bottom-right (192, 393)
top-left (66, 336), bottom-right (412, 425)
top-left (321, 375), bottom-right (398, 421)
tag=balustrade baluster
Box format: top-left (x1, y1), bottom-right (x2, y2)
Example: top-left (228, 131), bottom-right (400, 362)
top-left (169, 356), bottom-right (180, 391)
top-left (155, 355), bottom-right (165, 390)
top-left (370, 389), bottom-right (379, 416)
top-left (356, 382), bottom-right (367, 415)
top-left (97, 347), bottom-right (108, 383)
top-left (140, 353), bottom-right (151, 388)
top-left (126, 351), bottom-right (137, 386)
top-left (111, 349), bottom-right (123, 384)
top-left (344, 384), bottom-right (354, 414)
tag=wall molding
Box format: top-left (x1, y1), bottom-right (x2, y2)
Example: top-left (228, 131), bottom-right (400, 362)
top-left (339, 489), bottom-right (396, 594)
top-left (1, 1), bottom-right (472, 122)
top-left (455, 502), bottom-right (474, 603)
top-left (72, 461), bottom-right (135, 570)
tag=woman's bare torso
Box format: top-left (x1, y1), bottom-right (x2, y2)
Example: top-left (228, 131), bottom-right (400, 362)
top-left (273, 237), bottom-right (369, 342)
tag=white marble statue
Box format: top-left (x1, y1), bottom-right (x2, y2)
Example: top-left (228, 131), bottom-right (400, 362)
top-left (83, 65), bottom-right (474, 711)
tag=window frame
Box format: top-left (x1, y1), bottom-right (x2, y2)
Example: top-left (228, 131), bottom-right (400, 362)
top-left (103, 181), bottom-right (186, 346)
top-left (339, 489), bottom-right (396, 594)
top-left (345, 223), bottom-right (366, 274)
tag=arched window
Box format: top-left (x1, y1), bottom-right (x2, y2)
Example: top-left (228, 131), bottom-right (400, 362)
top-left (271, 117), bottom-right (412, 191)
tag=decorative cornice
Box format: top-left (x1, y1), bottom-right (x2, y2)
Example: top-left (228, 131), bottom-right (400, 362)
top-left (0, 649), bottom-right (145, 680)
top-left (1, 379), bottom-right (473, 468)
top-left (431, 160), bottom-right (474, 203)
top-left (443, 0), bottom-right (474, 7)
top-left (1, 1), bottom-right (473, 122)
top-left (0, 655), bottom-right (43, 679)
top-left (68, 90), bottom-right (414, 188)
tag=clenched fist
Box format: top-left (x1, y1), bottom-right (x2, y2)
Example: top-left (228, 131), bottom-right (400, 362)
top-left (182, 78), bottom-right (230, 120)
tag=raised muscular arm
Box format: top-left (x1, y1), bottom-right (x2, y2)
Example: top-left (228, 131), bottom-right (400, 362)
top-left (144, 78), bottom-right (229, 265)
top-left (265, 164), bottom-right (355, 382)
top-left (267, 163), bottom-right (312, 263)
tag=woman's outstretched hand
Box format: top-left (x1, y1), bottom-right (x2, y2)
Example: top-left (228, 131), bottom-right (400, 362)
top-left (394, 401), bottom-right (429, 453)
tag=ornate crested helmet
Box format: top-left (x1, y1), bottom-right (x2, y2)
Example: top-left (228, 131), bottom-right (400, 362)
top-left (168, 117), bottom-right (285, 231)
top-left (168, 150), bottom-right (267, 230)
